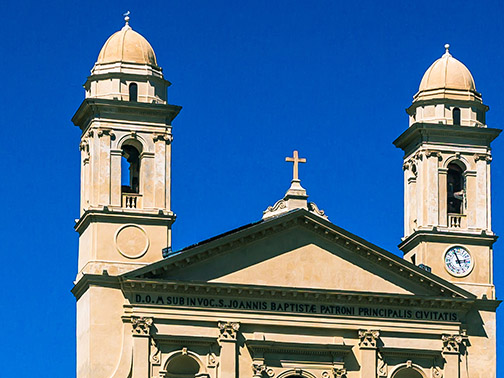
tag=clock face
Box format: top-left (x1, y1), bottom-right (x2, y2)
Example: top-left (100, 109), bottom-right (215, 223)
top-left (444, 247), bottom-right (473, 277)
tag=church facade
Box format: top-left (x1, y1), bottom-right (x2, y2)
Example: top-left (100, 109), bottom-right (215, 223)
top-left (71, 18), bottom-right (500, 378)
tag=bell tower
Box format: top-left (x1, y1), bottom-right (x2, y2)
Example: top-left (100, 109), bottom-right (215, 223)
top-left (72, 16), bottom-right (181, 278)
top-left (394, 45), bottom-right (500, 298)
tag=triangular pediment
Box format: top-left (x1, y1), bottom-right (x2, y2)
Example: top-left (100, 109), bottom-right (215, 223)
top-left (127, 210), bottom-right (474, 299)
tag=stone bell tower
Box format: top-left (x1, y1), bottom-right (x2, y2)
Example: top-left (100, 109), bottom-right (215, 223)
top-left (72, 15), bottom-right (181, 278)
top-left (394, 45), bottom-right (500, 298)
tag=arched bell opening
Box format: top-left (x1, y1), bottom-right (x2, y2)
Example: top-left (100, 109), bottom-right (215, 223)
top-left (121, 143), bottom-right (141, 194)
top-left (447, 161), bottom-right (466, 215)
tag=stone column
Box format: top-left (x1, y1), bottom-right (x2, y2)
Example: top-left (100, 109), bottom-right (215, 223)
top-left (358, 330), bottom-right (379, 378)
top-left (218, 321), bottom-right (240, 378)
top-left (131, 316), bottom-right (154, 378)
top-left (442, 334), bottom-right (465, 378)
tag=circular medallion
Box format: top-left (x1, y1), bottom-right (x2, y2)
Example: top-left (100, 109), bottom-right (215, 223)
top-left (444, 246), bottom-right (473, 277)
top-left (115, 224), bottom-right (149, 259)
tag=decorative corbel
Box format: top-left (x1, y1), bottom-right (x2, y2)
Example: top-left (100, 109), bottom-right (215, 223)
top-left (377, 351), bottom-right (387, 378)
top-left (131, 316), bottom-right (153, 336)
top-left (150, 337), bottom-right (161, 365)
top-left (358, 329), bottom-right (380, 349)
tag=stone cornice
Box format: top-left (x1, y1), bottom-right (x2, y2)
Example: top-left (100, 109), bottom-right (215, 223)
top-left (379, 346), bottom-right (442, 359)
top-left (74, 208), bottom-right (176, 235)
top-left (393, 123), bottom-right (501, 153)
top-left (399, 229), bottom-right (498, 253)
top-left (246, 339), bottom-right (353, 356)
top-left (120, 278), bottom-right (477, 311)
top-left (128, 210), bottom-right (474, 299)
top-left (406, 98), bottom-right (488, 114)
top-left (71, 273), bottom-right (121, 300)
top-left (72, 98), bottom-right (182, 133)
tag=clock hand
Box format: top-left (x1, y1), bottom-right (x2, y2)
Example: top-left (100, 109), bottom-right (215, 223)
top-left (454, 253), bottom-right (462, 266)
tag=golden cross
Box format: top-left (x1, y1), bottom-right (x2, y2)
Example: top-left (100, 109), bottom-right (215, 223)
top-left (285, 150), bottom-right (306, 181)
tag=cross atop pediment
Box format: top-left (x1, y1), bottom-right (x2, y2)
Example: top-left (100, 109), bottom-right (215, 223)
top-left (285, 150), bottom-right (306, 181)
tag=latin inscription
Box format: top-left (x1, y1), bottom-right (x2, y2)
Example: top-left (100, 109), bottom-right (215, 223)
top-left (132, 294), bottom-right (459, 322)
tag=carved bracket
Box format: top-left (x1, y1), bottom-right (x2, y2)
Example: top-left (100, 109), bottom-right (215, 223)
top-left (131, 316), bottom-right (153, 336)
top-left (377, 351), bottom-right (387, 378)
top-left (218, 321), bottom-right (240, 340)
top-left (150, 337), bottom-right (161, 365)
top-left (358, 329), bottom-right (380, 349)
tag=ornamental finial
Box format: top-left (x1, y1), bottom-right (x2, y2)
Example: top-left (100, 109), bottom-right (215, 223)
top-left (123, 10), bottom-right (131, 25)
top-left (444, 43), bottom-right (450, 55)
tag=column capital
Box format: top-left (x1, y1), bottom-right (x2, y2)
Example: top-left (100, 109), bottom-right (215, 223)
top-left (131, 316), bottom-right (153, 337)
top-left (332, 367), bottom-right (347, 378)
top-left (97, 128), bottom-right (114, 138)
top-left (425, 150), bottom-right (442, 160)
top-left (358, 329), bottom-right (380, 349)
top-left (474, 153), bottom-right (492, 163)
top-left (153, 132), bottom-right (173, 144)
top-left (218, 321), bottom-right (240, 341)
top-left (252, 362), bottom-right (268, 378)
top-left (442, 333), bottom-right (466, 354)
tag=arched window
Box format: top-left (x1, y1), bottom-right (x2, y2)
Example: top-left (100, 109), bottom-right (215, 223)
top-left (129, 83), bottom-right (138, 102)
top-left (121, 144), bottom-right (141, 194)
top-left (165, 354), bottom-right (201, 378)
top-left (453, 107), bottom-right (461, 125)
top-left (447, 162), bottom-right (465, 214)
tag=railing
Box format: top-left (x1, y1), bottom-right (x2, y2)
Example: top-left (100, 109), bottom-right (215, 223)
top-left (448, 213), bottom-right (466, 229)
top-left (122, 193), bottom-right (142, 209)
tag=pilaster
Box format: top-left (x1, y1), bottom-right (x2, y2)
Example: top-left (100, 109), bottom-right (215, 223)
top-left (131, 316), bottom-right (154, 378)
top-left (442, 333), bottom-right (466, 378)
top-left (218, 321), bottom-right (240, 378)
top-left (358, 330), bottom-right (379, 378)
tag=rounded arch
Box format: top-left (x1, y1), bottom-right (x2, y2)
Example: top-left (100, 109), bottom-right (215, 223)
top-left (389, 363), bottom-right (426, 378)
top-left (163, 349), bottom-right (207, 377)
top-left (116, 134), bottom-right (146, 153)
top-left (442, 155), bottom-right (468, 170)
top-left (277, 369), bottom-right (317, 378)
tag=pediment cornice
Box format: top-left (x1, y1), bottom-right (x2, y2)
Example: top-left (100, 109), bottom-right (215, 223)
top-left (127, 210), bottom-right (475, 300)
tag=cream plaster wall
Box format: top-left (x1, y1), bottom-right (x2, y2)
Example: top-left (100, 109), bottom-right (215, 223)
top-left (77, 286), bottom-right (125, 378)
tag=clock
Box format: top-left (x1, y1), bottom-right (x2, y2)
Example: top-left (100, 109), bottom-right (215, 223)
top-left (444, 246), bottom-right (473, 277)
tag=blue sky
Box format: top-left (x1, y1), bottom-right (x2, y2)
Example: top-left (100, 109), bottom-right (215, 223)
top-left (2, 0), bottom-right (504, 375)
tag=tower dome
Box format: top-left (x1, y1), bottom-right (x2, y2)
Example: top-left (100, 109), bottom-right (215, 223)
top-left (96, 17), bottom-right (157, 66)
top-left (413, 44), bottom-right (481, 103)
top-left (85, 15), bottom-right (169, 104)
